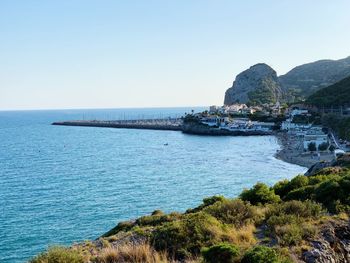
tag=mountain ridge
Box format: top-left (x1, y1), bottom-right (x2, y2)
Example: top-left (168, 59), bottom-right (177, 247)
top-left (224, 56), bottom-right (350, 105)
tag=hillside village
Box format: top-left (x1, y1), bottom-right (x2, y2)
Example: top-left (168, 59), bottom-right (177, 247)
top-left (194, 58), bottom-right (350, 168)
top-left (190, 102), bottom-right (349, 167)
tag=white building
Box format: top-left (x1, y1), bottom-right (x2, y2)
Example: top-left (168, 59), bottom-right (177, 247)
top-left (209, 105), bottom-right (219, 114)
top-left (281, 119), bottom-right (312, 131)
top-left (291, 109), bottom-right (309, 117)
top-left (226, 104), bottom-right (247, 114)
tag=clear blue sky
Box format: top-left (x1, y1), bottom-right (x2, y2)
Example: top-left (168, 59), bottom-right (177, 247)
top-left (1, 0), bottom-right (349, 110)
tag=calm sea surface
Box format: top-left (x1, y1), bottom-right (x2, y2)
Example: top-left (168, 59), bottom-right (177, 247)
top-left (0, 108), bottom-right (306, 262)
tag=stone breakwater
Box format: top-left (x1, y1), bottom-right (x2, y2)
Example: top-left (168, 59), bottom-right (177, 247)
top-left (52, 119), bottom-right (183, 131)
top-left (52, 120), bottom-right (273, 136)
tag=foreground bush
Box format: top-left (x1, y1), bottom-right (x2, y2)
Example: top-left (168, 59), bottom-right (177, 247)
top-left (266, 201), bottom-right (321, 246)
top-left (203, 199), bottom-right (260, 227)
top-left (151, 212), bottom-right (227, 259)
top-left (272, 168), bottom-right (350, 213)
top-left (30, 246), bottom-right (85, 263)
top-left (186, 195), bottom-right (226, 213)
top-left (202, 243), bottom-right (239, 263)
top-left (240, 183), bottom-right (280, 205)
top-left (241, 246), bottom-right (284, 263)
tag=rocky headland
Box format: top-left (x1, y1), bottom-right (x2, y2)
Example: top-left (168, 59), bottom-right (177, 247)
top-left (224, 63), bottom-right (283, 106)
top-left (224, 56), bottom-right (350, 105)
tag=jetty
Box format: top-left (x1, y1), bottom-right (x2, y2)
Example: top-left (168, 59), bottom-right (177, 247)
top-left (52, 118), bottom-right (274, 136)
top-left (52, 118), bottom-right (183, 131)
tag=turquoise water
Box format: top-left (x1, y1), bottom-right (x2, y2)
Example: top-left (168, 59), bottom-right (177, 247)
top-left (0, 108), bottom-right (306, 262)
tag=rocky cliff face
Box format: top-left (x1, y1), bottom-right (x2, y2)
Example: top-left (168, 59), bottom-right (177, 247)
top-left (302, 220), bottom-right (350, 263)
top-left (280, 56), bottom-right (350, 98)
top-left (224, 63), bottom-right (283, 105)
top-left (224, 56), bottom-right (350, 105)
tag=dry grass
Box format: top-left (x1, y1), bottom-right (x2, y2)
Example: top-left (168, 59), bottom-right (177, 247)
top-left (223, 224), bottom-right (257, 249)
top-left (94, 242), bottom-right (170, 263)
top-left (335, 212), bottom-right (349, 221)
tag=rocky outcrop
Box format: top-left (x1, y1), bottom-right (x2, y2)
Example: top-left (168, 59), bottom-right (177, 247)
top-left (224, 56), bottom-right (350, 105)
top-left (304, 161), bottom-right (335, 176)
top-left (305, 154), bottom-right (350, 176)
top-left (224, 63), bottom-right (283, 105)
top-left (302, 220), bottom-right (350, 263)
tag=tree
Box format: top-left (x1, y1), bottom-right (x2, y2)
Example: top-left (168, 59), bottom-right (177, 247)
top-left (308, 142), bottom-right (317, 152)
top-left (240, 183), bottom-right (280, 205)
top-left (241, 246), bottom-right (279, 263)
top-left (202, 243), bottom-right (239, 263)
top-left (318, 142), bottom-right (329, 151)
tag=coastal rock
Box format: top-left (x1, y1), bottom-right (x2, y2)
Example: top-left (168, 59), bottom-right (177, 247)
top-left (224, 63), bottom-right (283, 105)
top-left (302, 220), bottom-right (350, 263)
top-left (304, 161), bottom-right (334, 176)
top-left (305, 154), bottom-right (350, 176)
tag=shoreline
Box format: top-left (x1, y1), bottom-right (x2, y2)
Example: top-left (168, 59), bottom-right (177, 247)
top-left (274, 131), bottom-right (335, 169)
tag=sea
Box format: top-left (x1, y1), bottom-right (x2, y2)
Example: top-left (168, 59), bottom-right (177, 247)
top-left (0, 107), bottom-right (306, 262)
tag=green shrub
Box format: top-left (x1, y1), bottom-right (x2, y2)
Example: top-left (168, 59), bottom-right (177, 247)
top-left (186, 196), bottom-right (226, 213)
top-left (273, 180), bottom-right (291, 198)
top-left (240, 183), bottom-right (280, 205)
top-left (241, 246), bottom-right (279, 263)
top-left (266, 200), bottom-right (322, 220)
top-left (151, 209), bottom-right (164, 216)
top-left (301, 222), bottom-right (318, 239)
top-left (151, 212), bottom-right (225, 259)
top-left (202, 243), bottom-right (239, 263)
top-left (136, 212), bottom-right (181, 227)
top-left (204, 199), bottom-right (260, 227)
top-left (284, 185), bottom-right (315, 201)
top-left (271, 168), bottom-right (350, 213)
top-left (273, 176), bottom-right (309, 200)
top-left (267, 214), bottom-right (300, 228)
top-left (102, 220), bottom-right (135, 237)
top-left (289, 175), bottom-right (309, 189)
top-left (30, 247), bottom-right (85, 263)
top-left (314, 181), bottom-right (342, 210)
top-left (273, 220), bottom-right (318, 246)
top-left (265, 201), bottom-right (321, 246)
top-left (275, 223), bottom-right (303, 246)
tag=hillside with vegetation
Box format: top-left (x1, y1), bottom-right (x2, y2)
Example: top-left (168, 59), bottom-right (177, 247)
top-left (306, 76), bottom-right (350, 140)
top-left (306, 76), bottom-right (350, 107)
top-left (31, 155), bottom-right (350, 263)
top-left (280, 56), bottom-right (350, 100)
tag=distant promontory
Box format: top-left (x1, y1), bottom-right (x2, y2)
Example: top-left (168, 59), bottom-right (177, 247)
top-left (224, 56), bottom-right (350, 105)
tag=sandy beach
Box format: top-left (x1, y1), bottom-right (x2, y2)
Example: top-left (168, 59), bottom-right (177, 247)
top-left (274, 131), bottom-right (335, 168)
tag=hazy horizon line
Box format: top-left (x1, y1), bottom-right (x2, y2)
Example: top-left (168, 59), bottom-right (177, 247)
top-left (0, 105), bottom-right (209, 112)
